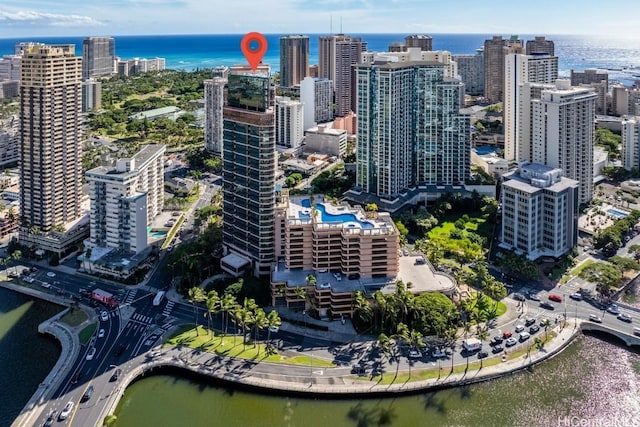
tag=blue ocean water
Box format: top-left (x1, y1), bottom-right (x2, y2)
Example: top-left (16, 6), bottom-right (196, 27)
top-left (1, 33), bottom-right (640, 81)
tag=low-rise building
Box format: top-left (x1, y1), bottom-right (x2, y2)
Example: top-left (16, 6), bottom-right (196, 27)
top-left (271, 191), bottom-right (399, 318)
top-left (500, 163), bottom-right (579, 260)
top-left (303, 125), bottom-right (347, 157)
top-left (471, 150), bottom-right (509, 178)
top-left (129, 106), bottom-right (182, 121)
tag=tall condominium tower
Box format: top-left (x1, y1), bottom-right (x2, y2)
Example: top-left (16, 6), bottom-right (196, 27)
top-left (222, 71), bottom-right (276, 277)
top-left (531, 80), bottom-right (596, 204)
top-left (355, 61), bottom-right (469, 200)
top-left (275, 96), bottom-right (304, 148)
top-left (405, 34), bottom-right (433, 51)
top-left (19, 44), bottom-right (85, 254)
top-left (279, 35), bottom-right (309, 88)
top-left (622, 117), bottom-right (640, 171)
top-left (204, 76), bottom-right (227, 153)
top-left (318, 34), bottom-right (367, 117)
top-left (300, 76), bottom-right (333, 130)
top-left (504, 53), bottom-right (558, 162)
top-left (454, 49), bottom-right (484, 96)
top-left (82, 37), bottom-right (115, 80)
top-left (484, 35), bottom-right (523, 103)
top-left (526, 36), bottom-right (555, 56)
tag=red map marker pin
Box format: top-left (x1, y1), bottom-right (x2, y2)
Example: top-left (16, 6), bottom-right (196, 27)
top-left (241, 32), bottom-right (268, 71)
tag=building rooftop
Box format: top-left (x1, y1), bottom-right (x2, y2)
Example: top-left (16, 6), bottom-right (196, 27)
top-left (129, 106), bottom-right (182, 121)
top-left (504, 163), bottom-right (579, 193)
top-left (86, 144), bottom-right (165, 180)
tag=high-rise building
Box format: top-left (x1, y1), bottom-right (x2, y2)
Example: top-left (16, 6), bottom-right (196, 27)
top-left (571, 69), bottom-right (608, 90)
top-left (531, 80), bottom-right (597, 204)
top-left (222, 71), bottom-right (276, 277)
top-left (86, 145), bottom-right (165, 254)
top-left (0, 114), bottom-right (19, 165)
top-left (279, 35), bottom-right (309, 88)
top-left (388, 41), bottom-right (406, 52)
top-left (504, 53), bottom-right (558, 161)
top-left (484, 35), bottom-right (523, 103)
top-left (361, 48), bottom-right (458, 80)
top-left (355, 61), bottom-right (469, 201)
top-left (525, 36), bottom-right (555, 56)
top-left (82, 37), bottom-right (115, 80)
top-left (300, 76), bottom-right (333, 130)
top-left (454, 49), bottom-right (484, 96)
top-left (405, 34), bottom-right (433, 51)
top-left (204, 76), bottom-right (227, 153)
top-left (82, 79), bottom-right (102, 112)
top-left (275, 96), bottom-right (304, 148)
top-left (19, 44), bottom-right (87, 255)
top-left (622, 117), bottom-right (640, 171)
top-left (500, 163), bottom-right (578, 260)
top-left (318, 34), bottom-right (367, 117)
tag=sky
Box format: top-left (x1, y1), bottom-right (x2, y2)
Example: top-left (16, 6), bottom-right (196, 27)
top-left (1, 0), bottom-right (640, 38)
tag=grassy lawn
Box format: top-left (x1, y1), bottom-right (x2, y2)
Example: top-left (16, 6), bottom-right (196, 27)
top-left (426, 214), bottom-right (490, 262)
top-left (79, 323), bottom-right (98, 345)
top-left (59, 309), bottom-right (89, 327)
top-left (559, 259), bottom-right (594, 284)
top-left (164, 325), bottom-right (335, 368)
top-left (467, 291), bottom-right (507, 318)
top-left (161, 215), bottom-right (186, 249)
top-left (362, 332), bottom-right (556, 385)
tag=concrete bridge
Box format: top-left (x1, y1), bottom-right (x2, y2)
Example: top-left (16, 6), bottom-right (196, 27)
top-left (580, 321), bottom-right (640, 347)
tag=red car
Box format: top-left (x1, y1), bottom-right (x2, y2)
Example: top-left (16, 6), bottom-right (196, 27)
top-left (502, 331), bottom-right (512, 339)
top-left (548, 294), bottom-right (563, 303)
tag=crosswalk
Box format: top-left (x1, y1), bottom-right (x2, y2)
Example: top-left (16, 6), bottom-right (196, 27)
top-left (131, 312), bottom-right (153, 324)
top-left (124, 289), bottom-right (137, 305)
top-left (162, 300), bottom-right (175, 317)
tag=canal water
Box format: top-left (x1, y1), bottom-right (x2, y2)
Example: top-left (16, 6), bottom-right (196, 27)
top-left (0, 287), bottom-right (62, 426)
top-left (113, 334), bottom-right (640, 427)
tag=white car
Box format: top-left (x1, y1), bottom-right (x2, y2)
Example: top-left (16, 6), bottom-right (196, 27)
top-left (86, 346), bottom-right (96, 361)
top-left (46, 271), bottom-right (56, 278)
top-left (100, 311), bottom-right (109, 321)
top-left (408, 349), bottom-right (422, 359)
top-left (519, 332), bottom-right (531, 341)
top-left (514, 324), bottom-right (525, 333)
top-left (268, 326), bottom-right (279, 333)
top-left (589, 314), bottom-right (603, 323)
top-left (98, 329), bottom-right (105, 338)
top-left (607, 304), bottom-right (620, 315)
top-left (58, 401), bottom-right (73, 420)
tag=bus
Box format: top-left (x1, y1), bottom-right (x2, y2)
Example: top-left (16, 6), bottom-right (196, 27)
top-left (153, 291), bottom-right (165, 307)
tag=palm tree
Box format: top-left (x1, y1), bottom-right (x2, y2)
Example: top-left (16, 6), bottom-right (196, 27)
top-left (377, 333), bottom-right (392, 380)
top-left (407, 329), bottom-right (424, 379)
top-left (205, 290), bottom-right (220, 339)
top-left (374, 290), bottom-right (388, 333)
top-left (393, 323), bottom-right (410, 382)
top-left (352, 290), bottom-right (373, 327)
top-left (187, 287), bottom-right (205, 336)
top-left (476, 326), bottom-right (489, 369)
top-left (253, 308), bottom-right (268, 351)
top-left (266, 310), bottom-right (282, 343)
top-left (221, 293), bottom-right (236, 336)
top-left (541, 318), bottom-right (553, 341)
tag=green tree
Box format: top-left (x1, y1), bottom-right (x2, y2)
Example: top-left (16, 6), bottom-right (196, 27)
top-left (187, 287), bottom-right (206, 335)
top-left (252, 307), bottom-right (268, 351)
top-left (221, 292), bottom-right (236, 336)
top-left (579, 262), bottom-right (622, 297)
top-left (205, 290), bottom-right (220, 338)
top-left (628, 244), bottom-right (640, 261)
top-left (266, 310), bottom-right (282, 342)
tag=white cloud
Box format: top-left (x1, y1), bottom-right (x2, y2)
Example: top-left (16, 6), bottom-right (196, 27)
top-left (0, 10), bottom-right (103, 27)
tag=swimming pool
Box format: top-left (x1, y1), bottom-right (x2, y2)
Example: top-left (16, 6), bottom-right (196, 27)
top-left (151, 231), bottom-right (168, 239)
top-left (608, 208), bottom-right (629, 219)
top-left (299, 199), bottom-right (374, 228)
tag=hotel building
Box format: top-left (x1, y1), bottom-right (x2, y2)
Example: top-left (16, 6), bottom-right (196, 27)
top-left (531, 80), bottom-right (597, 205)
top-left (622, 117), bottom-right (640, 170)
top-left (484, 35), bottom-right (523, 103)
top-left (279, 35), bottom-right (309, 88)
top-left (204, 75), bottom-right (228, 153)
top-left (500, 163), bottom-right (579, 260)
top-left (221, 70), bottom-right (276, 277)
top-left (19, 44), bottom-right (88, 256)
top-left (275, 96), bottom-right (304, 148)
top-left (318, 34), bottom-right (367, 117)
top-left (503, 53), bottom-right (558, 162)
top-left (271, 191), bottom-right (399, 318)
top-left (300, 76), bottom-right (333, 130)
top-left (454, 50), bottom-right (485, 96)
top-left (82, 36), bottom-right (115, 80)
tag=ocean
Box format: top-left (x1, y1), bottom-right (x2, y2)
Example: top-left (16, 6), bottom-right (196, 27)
top-left (1, 33), bottom-right (640, 82)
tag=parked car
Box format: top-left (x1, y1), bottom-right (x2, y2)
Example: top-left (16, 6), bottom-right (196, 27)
top-left (515, 324), bottom-right (525, 333)
top-left (519, 332), bottom-right (531, 341)
top-left (529, 325), bottom-right (540, 334)
top-left (527, 293), bottom-right (541, 301)
top-left (513, 292), bottom-right (526, 301)
top-left (492, 344), bottom-right (504, 353)
top-left (524, 318), bottom-right (536, 327)
top-left (502, 331), bottom-right (513, 339)
top-left (617, 313), bottom-right (633, 323)
top-left (589, 314), bottom-right (603, 323)
top-left (58, 402), bottom-right (73, 420)
top-left (351, 365), bottom-right (366, 376)
top-left (490, 336), bottom-right (504, 346)
top-left (477, 351), bottom-right (489, 359)
top-left (569, 292), bottom-right (583, 301)
top-left (408, 349), bottom-right (422, 359)
top-left (548, 294), bottom-right (563, 303)
top-left (432, 349), bottom-right (448, 358)
top-left (46, 271), bottom-right (56, 278)
top-left (505, 337), bottom-right (518, 347)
